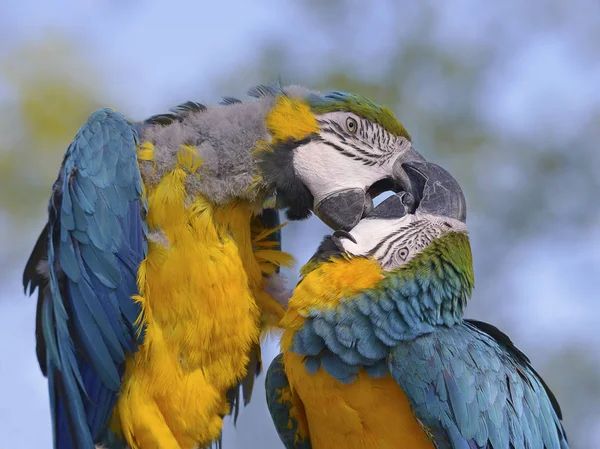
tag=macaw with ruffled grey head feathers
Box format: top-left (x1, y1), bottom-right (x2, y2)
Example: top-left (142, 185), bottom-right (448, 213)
top-left (267, 160), bottom-right (569, 448)
top-left (22, 83), bottom-right (425, 449)
top-left (258, 89), bottom-right (424, 231)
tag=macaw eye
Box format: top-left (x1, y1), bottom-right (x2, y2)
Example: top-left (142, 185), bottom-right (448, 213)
top-left (346, 117), bottom-right (358, 134)
top-left (386, 246), bottom-right (410, 268)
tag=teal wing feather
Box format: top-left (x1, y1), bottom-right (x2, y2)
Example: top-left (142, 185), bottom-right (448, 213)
top-left (388, 321), bottom-right (569, 449)
top-left (289, 264), bottom-right (417, 385)
top-left (266, 354), bottom-right (312, 449)
top-left (23, 108), bottom-right (146, 449)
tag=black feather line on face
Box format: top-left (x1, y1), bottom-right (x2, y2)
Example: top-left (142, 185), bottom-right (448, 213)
top-left (257, 137), bottom-right (315, 221)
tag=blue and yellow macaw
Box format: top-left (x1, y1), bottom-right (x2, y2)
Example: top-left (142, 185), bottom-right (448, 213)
top-left (267, 161), bottom-right (569, 448)
top-left (22, 84), bottom-right (426, 449)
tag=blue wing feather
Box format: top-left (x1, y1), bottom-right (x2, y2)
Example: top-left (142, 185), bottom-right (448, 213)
top-left (286, 258), bottom-right (568, 449)
top-left (265, 354), bottom-right (312, 449)
top-left (23, 108), bottom-right (146, 449)
top-left (388, 322), bottom-right (569, 449)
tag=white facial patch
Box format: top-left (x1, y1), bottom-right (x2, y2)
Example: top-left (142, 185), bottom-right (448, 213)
top-left (292, 111), bottom-right (412, 206)
top-left (292, 140), bottom-right (395, 205)
top-left (339, 213), bottom-right (467, 271)
top-left (340, 215), bottom-right (416, 256)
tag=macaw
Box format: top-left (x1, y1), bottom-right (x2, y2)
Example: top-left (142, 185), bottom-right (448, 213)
top-left (267, 160), bottom-right (569, 449)
top-left (22, 84), bottom-right (425, 449)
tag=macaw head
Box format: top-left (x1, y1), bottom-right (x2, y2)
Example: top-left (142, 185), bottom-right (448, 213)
top-left (256, 86), bottom-right (426, 231)
top-left (327, 160), bottom-right (470, 272)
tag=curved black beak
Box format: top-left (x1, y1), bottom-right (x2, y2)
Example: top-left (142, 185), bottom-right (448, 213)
top-left (313, 188), bottom-right (366, 232)
top-left (389, 146), bottom-right (426, 196)
top-left (313, 146), bottom-right (428, 231)
top-left (363, 161), bottom-right (467, 222)
top-left (401, 160), bottom-right (467, 222)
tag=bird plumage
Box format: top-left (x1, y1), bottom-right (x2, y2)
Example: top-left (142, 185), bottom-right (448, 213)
top-left (24, 92), bottom-right (300, 449)
top-left (267, 162), bottom-right (568, 449)
top-left (25, 84), bottom-right (428, 449)
top-left (23, 109), bottom-right (146, 449)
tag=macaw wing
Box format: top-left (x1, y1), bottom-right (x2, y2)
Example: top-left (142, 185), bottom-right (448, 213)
top-left (388, 322), bottom-right (569, 449)
top-left (23, 109), bottom-right (146, 449)
top-left (23, 223), bottom-right (51, 376)
top-left (265, 353), bottom-right (312, 449)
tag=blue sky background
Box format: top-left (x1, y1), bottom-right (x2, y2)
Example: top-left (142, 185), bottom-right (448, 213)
top-left (1, 1), bottom-right (599, 448)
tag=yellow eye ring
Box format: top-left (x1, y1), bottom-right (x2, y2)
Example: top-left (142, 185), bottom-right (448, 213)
top-left (346, 117), bottom-right (358, 134)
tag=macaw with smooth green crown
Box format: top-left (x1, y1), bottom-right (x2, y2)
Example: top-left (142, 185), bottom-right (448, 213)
top-left (22, 83), bottom-right (425, 449)
top-left (266, 160), bottom-right (569, 449)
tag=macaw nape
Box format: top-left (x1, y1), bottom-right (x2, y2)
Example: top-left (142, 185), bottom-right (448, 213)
top-left (22, 83), bottom-right (426, 449)
top-left (266, 160), bottom-right (569, 449)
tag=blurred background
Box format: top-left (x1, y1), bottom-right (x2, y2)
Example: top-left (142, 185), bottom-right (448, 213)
top-left (1, 0), bottom-right (599, 448)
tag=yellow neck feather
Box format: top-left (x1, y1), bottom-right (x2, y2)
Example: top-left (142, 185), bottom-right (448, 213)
top-left (265, 95), bottom-right (319, 143)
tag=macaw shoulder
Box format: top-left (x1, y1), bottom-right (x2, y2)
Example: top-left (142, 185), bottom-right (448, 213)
top-left (285, 256), bottom-right (384, 317)
top-left (279, 255), bottom-right (435, 449)
top-left (64, 108), bottom-right (140, 165)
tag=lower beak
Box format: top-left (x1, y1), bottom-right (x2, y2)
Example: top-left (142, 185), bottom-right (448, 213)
top-left (313, 188), bottom-right (366, 231)
top-left (313, 146), bottom-right (428, 231)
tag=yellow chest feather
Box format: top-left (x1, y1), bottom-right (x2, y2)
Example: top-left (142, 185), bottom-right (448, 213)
top-left (280, 258), bottom-right (435, 449)
top-left (112, 147), bottom-right (287, 449)
top-left (284, 351), bottom-right (435, 449)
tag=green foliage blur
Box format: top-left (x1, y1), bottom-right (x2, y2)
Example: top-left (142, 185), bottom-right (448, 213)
top-left (1, 2), bottom-right (598, 448)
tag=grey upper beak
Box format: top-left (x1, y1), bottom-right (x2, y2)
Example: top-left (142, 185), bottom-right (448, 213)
top-left (402, 160), bottom-right (467, 222)
top-left (390, 146), bottom-right (426, 196)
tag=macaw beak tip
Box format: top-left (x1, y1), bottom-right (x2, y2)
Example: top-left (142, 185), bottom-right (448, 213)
top-left (312, 146), bottom-right (467, 230)
top-left (401, 160), bottom-right (467, 223)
